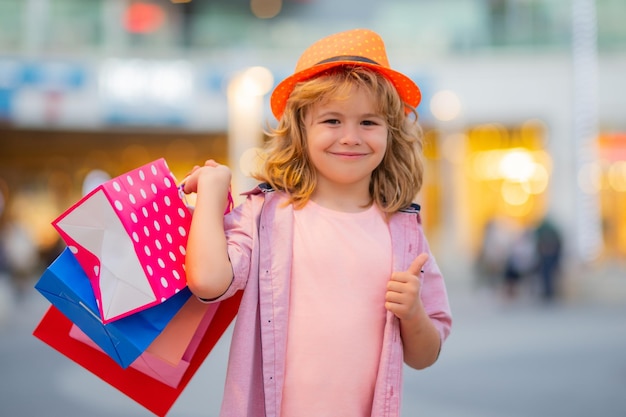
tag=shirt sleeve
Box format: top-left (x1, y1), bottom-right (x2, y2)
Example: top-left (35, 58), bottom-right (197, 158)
top-left (203, 194), bottom-right (256, 302)
top-left (423, 259), bottom-right (453, 344)
top-left (418, 225), bottom-right (453, 345)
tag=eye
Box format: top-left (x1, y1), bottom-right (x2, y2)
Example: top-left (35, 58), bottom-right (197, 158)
top-left (361, 119), bottom-right (379, 126)
top-left (322, 119), bottom-right (340, 125)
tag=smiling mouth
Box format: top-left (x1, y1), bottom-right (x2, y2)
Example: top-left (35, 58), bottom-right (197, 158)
top-left (330, 152), bottom-right (367, 157)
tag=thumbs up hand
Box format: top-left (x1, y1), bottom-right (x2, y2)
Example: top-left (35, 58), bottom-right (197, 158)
top-left (385, 253), bottom-right (428, 321)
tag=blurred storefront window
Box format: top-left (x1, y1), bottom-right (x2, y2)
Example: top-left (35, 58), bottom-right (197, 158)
top-left (462, 121), bottom-right (550, 251)
top-left (0, 0), bottom-right (21, 51)
top-left (598, 133), bottom-right (626, 258)
top-left (421, 128), bottom-right (443, 235)
top-left (47, 0), bottom-right (101, 52)
top-left (0, 0), bottom-right (624, 55)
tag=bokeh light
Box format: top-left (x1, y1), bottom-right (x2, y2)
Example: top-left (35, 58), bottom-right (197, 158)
top-left (430, 90), bottom-right (462, 122)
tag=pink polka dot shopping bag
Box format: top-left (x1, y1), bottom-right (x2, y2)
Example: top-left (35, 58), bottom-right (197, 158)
top-left (52, 158), bottom-right (194, 324)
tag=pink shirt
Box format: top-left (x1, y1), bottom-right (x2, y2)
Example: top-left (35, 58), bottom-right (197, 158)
top-left (281, 201), bottom-right (392, 416)
top-left (212, 185), bottom-right (452, 417)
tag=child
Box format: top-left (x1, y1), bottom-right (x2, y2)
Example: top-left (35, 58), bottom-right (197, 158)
top-left (183, 28), bottom-right (452, 417)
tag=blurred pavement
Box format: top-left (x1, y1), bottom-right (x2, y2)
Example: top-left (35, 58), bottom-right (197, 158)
top-left (1, 265), bottom-right (625, 417)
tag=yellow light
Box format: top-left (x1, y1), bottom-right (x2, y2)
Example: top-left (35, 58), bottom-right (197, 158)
top-left (505, 199), bottom-right (534, 218)
top-left (471, 150), bottom-right (503, 180)
top-left (501, 181), bottom-right (530, 206)
top-left (608, 161), bottom-right (626, 192)
top-left (471, 152), bottom-right (488, 179)
top-left (499, 148), bottom-right (535, 182)
top-left (521, 163), bottom-right (549, 194)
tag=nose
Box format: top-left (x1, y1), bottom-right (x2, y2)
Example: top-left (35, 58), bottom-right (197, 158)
top-left (339, 124), bottom-right (362, 145)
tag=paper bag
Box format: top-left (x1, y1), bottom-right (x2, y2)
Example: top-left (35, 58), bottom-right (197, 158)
top-left (35, 247), bottom-right (191, 368)
top-left (144, 293), bottom-right (218, 365)
top-left (52, 158), bottom-right (192, 323)
top-left (33, 289), bottom-right (242, 417)
top-left (70, 297), bottom-right (219, 387)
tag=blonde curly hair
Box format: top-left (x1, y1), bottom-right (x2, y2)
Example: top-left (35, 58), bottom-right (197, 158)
top-left (253, 66), bottom-right (424, 213)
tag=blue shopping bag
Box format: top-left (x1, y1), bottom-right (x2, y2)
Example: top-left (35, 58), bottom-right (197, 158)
top-left (35, 247), bottom-right (191, 368)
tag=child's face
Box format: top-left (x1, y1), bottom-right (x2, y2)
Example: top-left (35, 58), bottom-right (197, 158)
top-left (304, 85), bottom-right (388, 194)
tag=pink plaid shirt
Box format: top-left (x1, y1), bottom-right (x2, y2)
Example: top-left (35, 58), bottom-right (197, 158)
top-left (211, 185), bottom-right (452, 417)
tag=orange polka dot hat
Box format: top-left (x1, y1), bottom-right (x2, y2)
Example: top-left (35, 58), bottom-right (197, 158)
top-left (270, 28), bottom-right (422, 120)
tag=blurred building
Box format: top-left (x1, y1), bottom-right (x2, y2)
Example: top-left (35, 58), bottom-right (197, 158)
top-left (0, 0), bottom-right (625, 287)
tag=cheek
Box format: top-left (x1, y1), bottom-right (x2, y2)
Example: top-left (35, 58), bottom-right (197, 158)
top-left (375, 134), bottom-right (390, 156)
top-left (374, 137), bottom-right (390, 165)
top-left (304, 135), bottom-right (320, 158)
top-left (304, 136), bottom-right (325, 166)
top-left (306, 129), bottom-right (333, 153)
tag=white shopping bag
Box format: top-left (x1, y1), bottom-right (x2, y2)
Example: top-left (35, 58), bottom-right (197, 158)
top-left (53, 158), bottom-right (192, 323)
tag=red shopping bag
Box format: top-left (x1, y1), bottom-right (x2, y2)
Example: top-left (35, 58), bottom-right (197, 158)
top-left (69, 295), bottom-right (220, 387)
top-left (33, 290), bottom-right (243, 417)
top-left (52, 158), bottom-right (192, 323)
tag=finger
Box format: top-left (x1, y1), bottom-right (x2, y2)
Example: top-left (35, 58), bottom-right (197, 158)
top-left (407, 253), bottom-right (429, 277)
top-left (387, 277), bottom-right (419, 298)
top-left (205, 159), bottom-right (218, 167)
top-left (385, 301), bottom-right (400, 313)
top-left (385, 290), bottom-right (406, 304)
top-left (181, 179), bottom-right (194, 194)
top-left (387, 279), bottom-right (407, 292)
top-left (184, 165), bottom-right (199, 178)
top-left (385, 300), bottom-right (409, 319)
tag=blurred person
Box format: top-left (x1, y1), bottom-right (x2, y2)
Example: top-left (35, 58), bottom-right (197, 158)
top-left (503, 227), bottom-right (538, 300)
top-left (0, 272), bottom-right (13, 326)
top-left (0, 216), bottom-right (40, 297)
top-left (475, 216), bottom-right (516, 290)
top-left (182, 29), bottom-right (452, 417)
top-left (0, 221), bottom-right (13, 324)
top-left (0, 223), bottom-right (8, 276)
top-left (534, 217), bottom-right (563, 301)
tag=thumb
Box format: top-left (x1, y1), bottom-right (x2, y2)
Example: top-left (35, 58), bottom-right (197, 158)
top-left (407, 253), bottom-right (429, 276)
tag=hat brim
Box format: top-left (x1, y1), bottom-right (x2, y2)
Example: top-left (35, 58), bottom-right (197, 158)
top-left (270, 60), bottom-right (421, 120)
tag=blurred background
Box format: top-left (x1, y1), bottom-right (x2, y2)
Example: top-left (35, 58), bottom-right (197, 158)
top-left (0, 1), bottom-right (625, 416)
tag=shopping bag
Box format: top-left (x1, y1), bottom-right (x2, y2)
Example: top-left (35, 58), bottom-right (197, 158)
top-left (35, 247), bottom-right (191, 368)
top-left (69, 296), bottom-right (220, 388)
top-left (143, 292), bottom-right (218, 365)
top-left (33, 290), bottom-right (243, 417)
top-left (52, 158), bottom-right (192, 323)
